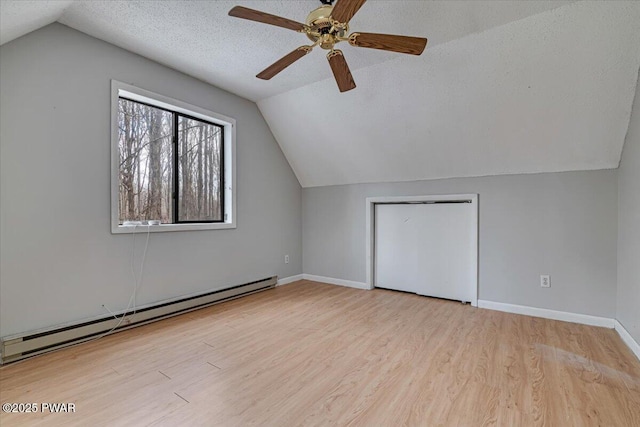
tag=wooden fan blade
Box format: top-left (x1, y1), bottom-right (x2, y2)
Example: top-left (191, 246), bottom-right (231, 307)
top-left (349, 32), bottom-right (427, 55)
top-left (327, 50), bottom-right (356, 93)
top-left (257, 46), bottom-right (312, 80)
top-left (330, 0), bottom-right (367, 24)
top-left (229, 6), bottom-right (306, 32)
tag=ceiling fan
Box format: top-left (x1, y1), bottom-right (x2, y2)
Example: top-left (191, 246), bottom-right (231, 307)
top-left (228, 0), bottom-right (428, 92)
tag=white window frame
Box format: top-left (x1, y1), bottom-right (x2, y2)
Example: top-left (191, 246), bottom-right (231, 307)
top-left (110, 80), bottom-right (236, 234)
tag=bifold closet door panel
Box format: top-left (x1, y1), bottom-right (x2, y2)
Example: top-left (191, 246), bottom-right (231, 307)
top-left (374, 203), bottom-right (474, 302)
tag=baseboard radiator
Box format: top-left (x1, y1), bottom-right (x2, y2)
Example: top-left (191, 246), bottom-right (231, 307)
top-left (0, 276), bottom-right (277, 364)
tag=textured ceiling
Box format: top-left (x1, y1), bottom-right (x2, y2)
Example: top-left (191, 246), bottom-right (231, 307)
top-left (258, 1), bottom-right (640, 186)
top-left (1, 1), bottom-right (574, 101)
top-left (1, 1), bottom-right (639, 187)
top-left (0, 0), bottom-right (72, 45)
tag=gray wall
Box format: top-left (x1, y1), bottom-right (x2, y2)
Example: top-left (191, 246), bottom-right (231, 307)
top-left (617, 70), bottom-right (640, 343)
top-left (303, 170), bottom-right (618, 318)
top-left (0, 24), bottom-right (302, 337)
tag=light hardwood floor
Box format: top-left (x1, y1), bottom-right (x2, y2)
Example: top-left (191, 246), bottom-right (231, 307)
top-left (1, 280), bottom-right (639, 426)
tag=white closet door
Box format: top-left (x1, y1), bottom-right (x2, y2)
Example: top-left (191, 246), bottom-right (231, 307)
top-left (374, 203), bottom-right (475, 302)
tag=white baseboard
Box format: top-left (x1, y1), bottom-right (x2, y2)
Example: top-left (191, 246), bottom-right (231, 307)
top-left (614, 320), bottom-right (640, 361)
top-left (276, 274), bottom-right (304, 286)
top-left (477, 300), bottom-right (615, 328)
top-left (302, 274), bottom-right (370, 290)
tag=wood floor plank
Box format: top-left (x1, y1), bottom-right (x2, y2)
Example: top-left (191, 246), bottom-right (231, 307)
top-left (1, 280), bottom-right (639, 426)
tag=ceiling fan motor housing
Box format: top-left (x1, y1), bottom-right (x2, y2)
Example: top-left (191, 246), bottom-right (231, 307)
top-left (305, 5), bottom-right (348, 49)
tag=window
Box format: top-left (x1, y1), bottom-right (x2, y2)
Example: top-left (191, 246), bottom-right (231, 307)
top-left (111, 81), bottom-right (235, 233)
top-left (117, 99), bottom-right (223, 223)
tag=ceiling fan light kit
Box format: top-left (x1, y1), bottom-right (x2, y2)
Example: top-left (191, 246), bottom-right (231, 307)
top-left (228, 0), bottom-right (428, 93)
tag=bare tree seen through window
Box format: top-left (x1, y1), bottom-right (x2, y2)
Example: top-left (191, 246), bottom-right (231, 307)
top-left (178, 117), bottom-right (223, 221)
top-left (118, 98), bottom-right (223, 224)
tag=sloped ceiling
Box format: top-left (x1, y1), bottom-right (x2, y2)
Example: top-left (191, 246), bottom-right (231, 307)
top-left (1, 1), bottom-right (639, 187)
top-left (258, 1), bottom-right (640, 186)
top-left (0, 0), bottom-right (575, 101)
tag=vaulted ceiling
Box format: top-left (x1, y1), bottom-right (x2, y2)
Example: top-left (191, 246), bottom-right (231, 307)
top-left (2, 1), bottom-right (639, 187)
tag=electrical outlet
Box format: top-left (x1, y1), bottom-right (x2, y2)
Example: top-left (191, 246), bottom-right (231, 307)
top-left (540, 275), bottom-right (550, 288)
top-left (284, 255), bottom-right (289, 264)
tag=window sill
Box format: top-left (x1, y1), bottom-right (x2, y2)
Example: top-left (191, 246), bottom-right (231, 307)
top-left (111, 222), bottom-right (236, 234)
